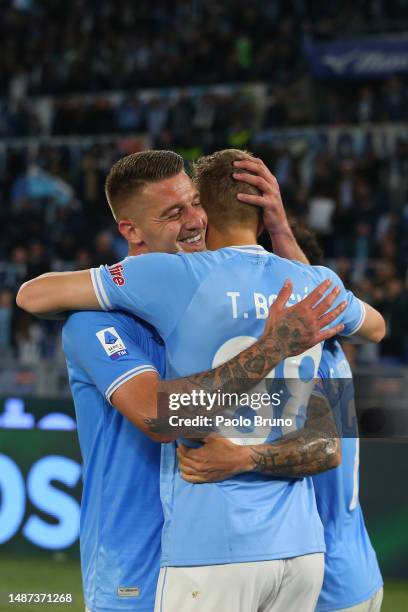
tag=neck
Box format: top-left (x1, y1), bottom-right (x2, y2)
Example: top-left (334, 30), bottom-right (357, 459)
top-left (206, 227), bottom-right (258, 250)
top-left (128, 243), bottom-right (149, 257)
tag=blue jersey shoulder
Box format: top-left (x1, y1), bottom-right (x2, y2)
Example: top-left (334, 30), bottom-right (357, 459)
top-left (63, 310), bottom-right (166, 386)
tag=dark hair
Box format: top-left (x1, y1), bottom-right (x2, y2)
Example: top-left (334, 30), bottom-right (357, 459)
top-left (192, 149), bottom-right (261, 230)
top-left (105, 150), bottom-right (184, 220)
top-left (289, 220), bottom-right (324, 265)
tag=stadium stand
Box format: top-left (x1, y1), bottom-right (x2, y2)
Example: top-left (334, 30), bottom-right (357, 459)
top-left (1, 0), bottom-right (408, 391)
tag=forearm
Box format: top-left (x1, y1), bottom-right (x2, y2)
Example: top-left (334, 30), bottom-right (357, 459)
top-left (352, 302), bottom-right (386, 343)
top-left (269, 225), bottom-right (309, 265)
top-left (16, 270), bottom-right (99, 316)
top-left (17, 273), bottom-right (61, 315)
top-left (148, 283), bottom-right (348, 439)
top-left (236, 393), bottom-right (340, 478)
top-left (177, 393), bottom-right (342, 483)
top-left (158, 335), bottom-right (284, 401)
top-left (243, 432), bottom-right (340, 478)
top-left (146, 336), bottom-right (286, 440)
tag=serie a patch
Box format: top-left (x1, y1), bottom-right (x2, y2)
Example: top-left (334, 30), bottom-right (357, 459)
top-left (96, 327), bottom-right (129, 360)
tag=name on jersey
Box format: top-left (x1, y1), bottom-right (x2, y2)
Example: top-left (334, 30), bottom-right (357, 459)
top-left (108, 263), bottom-right (125, 286)
top-left (226, 289), bottom-right (309, 319)
top-left (96, 327), bottom-right (129, 360)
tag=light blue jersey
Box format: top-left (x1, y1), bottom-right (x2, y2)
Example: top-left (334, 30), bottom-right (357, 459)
top-left (91, 245), bottom-right (366, 566)
top-left (313, 340), bottom-right (383, 611)
top-left (63, 311), bottom-right (165, 612)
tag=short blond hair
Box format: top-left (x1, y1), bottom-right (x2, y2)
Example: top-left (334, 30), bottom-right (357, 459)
top-left (192, 149), bottom-right (261, 230)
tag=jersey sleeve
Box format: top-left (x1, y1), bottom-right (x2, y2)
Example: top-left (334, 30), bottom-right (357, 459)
top-left (62, 311), bottom-right (160, 404)
top-left (314, 356), bottom-right (348, 436)
top-left (312, 266), bottom-right (366, 336)
top-left (314, 357), bottom-right (331, 400)
top-left (90, 253), bottom-right (199, 339)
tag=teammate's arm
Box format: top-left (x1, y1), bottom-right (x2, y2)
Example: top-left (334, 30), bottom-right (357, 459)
top-left (232, 157), bottom-right (386, 344)
top-left (347, 301), bottom-right (385, 344)
top-left (233, 157), bottom-right (309, 264)
top-left (177, 392), bottom-right (341, 482)
top-left (113, 280), bottom-right (347, 441)
top-left (17, 270), bottom-right (99, 315)
top-left (17, 254), bottom-right (197, 337)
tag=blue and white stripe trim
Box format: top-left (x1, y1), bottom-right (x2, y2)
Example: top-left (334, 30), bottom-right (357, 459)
top-left (106, 365), bottom-right (159, 403)
top-left (342, 298), bottom-right (366, 336)
top-left (91, 267), bottom-right (113, 311)
top-left (228, 245), bottom-right (269, 255)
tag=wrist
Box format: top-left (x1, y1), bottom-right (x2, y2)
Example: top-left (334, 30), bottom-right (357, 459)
top-left (236, 445), bottom-right (254, 473)
top-left (258, 336), bottom-right (285, 370)
top-left (267, 221), bottom-right (292, 237)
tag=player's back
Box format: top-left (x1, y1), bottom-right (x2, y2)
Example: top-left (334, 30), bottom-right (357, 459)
top-left (165, 245), bottom-right (323, 376)
top-left (161, 246), bottom-right (332, 565)
top-left (63, 310), bottom-right (165, 612)
top-left (93, 245), bottom-right (365, 567)
top-left (313, 340), bottom-right (383, 611)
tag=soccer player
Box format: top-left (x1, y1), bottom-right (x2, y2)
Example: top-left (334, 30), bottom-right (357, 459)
top-left (292, 227), bottom-right (383, 612)
top-left (231, 159), bottom-right (384, 611)
top-left (200, 157), bottom-right (384, 611)
top-left (17, 149), bottom-right (385, 612)
top-left (177, 227), bottom-right (384, 612)
top-left (49, 151), bottom-right (348, 612)
top-left (64, 288), bottom-right (329, 612)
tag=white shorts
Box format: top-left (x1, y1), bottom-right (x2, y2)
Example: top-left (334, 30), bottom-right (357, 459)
top-left (335, 587), bottom-right (383, 612)
top-left (154, 553), bottom-right (324, 612)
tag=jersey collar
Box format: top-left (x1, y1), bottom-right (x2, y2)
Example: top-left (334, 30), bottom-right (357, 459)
top-left (227, 245), bottom-right (268, 254)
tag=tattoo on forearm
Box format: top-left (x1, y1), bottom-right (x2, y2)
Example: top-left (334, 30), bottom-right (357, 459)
top-left (249, 395), bottom-right (340, 477)
top-left (152, 305), bottom-right (329, 438)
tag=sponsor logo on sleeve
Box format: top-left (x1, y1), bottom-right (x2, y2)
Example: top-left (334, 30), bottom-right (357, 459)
top-left (108, 263), bottom-right (125, 286)
top-left (96, 327), bottom-right (129, 360)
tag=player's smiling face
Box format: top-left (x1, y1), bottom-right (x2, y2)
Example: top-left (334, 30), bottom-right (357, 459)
top-left (132, 172), bottom-right (207, 254)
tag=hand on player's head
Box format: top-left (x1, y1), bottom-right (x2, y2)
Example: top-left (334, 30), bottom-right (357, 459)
top-left (232, 157), bottom-right (289, 234)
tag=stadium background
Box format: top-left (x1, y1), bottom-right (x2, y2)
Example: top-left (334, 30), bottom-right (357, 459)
top-left (0, 0), bottom-right (408, 609)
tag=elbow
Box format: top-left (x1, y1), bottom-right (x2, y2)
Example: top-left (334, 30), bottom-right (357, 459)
top-left (365, 316), bottom-right (386, 343)
top-left (360, 306), bottom-right (386, 343)
top-left (141, 418), bottom-right (178, 443)
top-left (309, 436), bottom-right (341, 475)
top-left (372, 316), bottom-right (386, 343)
top-left (16, 281), bottom-right (37, 314)
top-left (326, 437), bottom-right (342, 470)
top-left (145, 431), bottom-right (175, 444)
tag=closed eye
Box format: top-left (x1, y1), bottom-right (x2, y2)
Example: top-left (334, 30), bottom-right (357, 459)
top-left (163, 207), bottom-right (182, 220)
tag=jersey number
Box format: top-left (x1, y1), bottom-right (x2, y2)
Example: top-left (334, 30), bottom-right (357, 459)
top-left (212, 337), bottom-right (322, 444)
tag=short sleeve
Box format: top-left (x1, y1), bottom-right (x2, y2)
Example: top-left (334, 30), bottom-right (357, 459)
top-left (311, 266), bottom-right (366, 337)
top-left (62, 311), bottom-right (161, 404)
top-left (314, 354), bottom-right (348, 435)
top-left (90, 253), bottom-right (199, 339)
top-left (314, 357), bottom-right (331, 401)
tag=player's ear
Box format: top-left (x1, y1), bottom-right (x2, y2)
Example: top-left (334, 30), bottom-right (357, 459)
top-left (118, 219), bottom-right (146, 252)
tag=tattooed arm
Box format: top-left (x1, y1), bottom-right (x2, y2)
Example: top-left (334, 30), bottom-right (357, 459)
top-left (177, 392), bottom-right (341, 482)
top-left (111, 280), bottom-right (346, 442)
top-left (245, 393), bottom-right (340, 477)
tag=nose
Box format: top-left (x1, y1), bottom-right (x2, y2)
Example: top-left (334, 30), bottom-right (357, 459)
top-left (184, 205), bottom-right (207, 230)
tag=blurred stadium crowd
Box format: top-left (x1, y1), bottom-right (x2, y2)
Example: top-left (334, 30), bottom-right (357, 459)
top-left (4, 74), bottom-right (408, 139)
top-left (2, 0), bottom-right (408, 96)
top-left (1, 0), bottom-right (408, 372)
